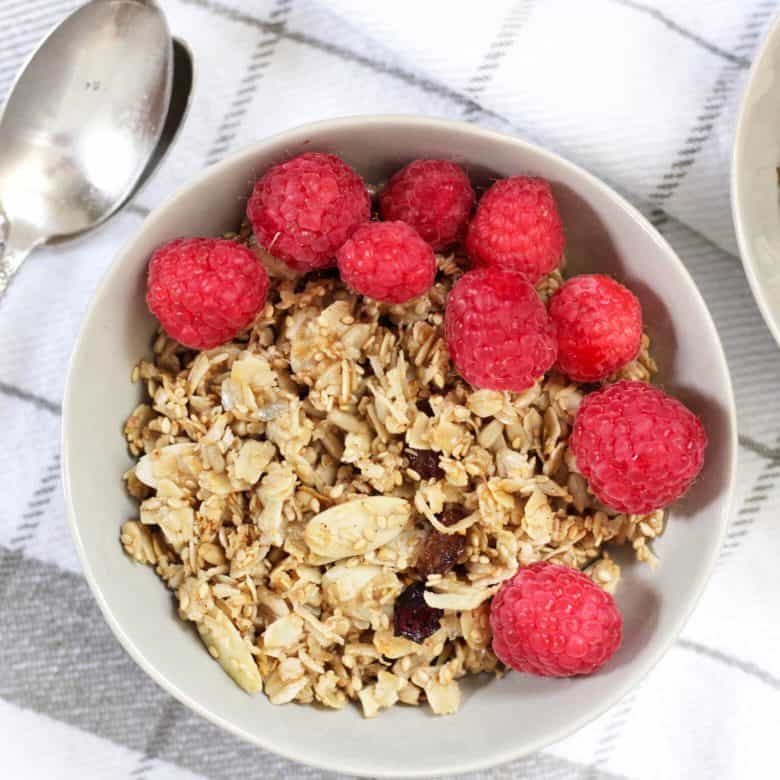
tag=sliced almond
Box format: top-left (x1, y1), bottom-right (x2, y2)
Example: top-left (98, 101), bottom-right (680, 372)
top-left (425, 678), bottom-right (461, 715)
top-left (135, 443), bottom-right (198, 488)
top-left (234, 439), bottom-right (275, 485)
top-left (321, 563), bottom-right (383, 605)
top-left (322, 563), bottom-right (402, 622)
top-left (262, 614), bottom-right (304, 649)
top-left (197, 608), bottom-right (262, 694)
top-left (423, 586), bottom-right (497, 611)
top-left (303, 497), bottom-right (411, 563)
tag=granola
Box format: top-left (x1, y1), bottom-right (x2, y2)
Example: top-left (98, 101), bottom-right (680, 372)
top-left (120, 234), bottom-right (661, 717)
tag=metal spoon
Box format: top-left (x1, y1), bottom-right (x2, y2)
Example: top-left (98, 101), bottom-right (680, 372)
top-left (0, 0), bottom-right (174, 297)
top-left (121, 37), bottom-right (194, 212)
top-left (39, 35), bottom-right (195, 238)
top-left (2, 37), bottom-right (196, 243)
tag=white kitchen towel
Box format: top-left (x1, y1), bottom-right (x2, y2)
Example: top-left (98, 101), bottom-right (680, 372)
top-left (1, 1), bottom-right (779, 778)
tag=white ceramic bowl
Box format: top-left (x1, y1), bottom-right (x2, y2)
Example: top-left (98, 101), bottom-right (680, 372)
top-left (63, 116), bottom-right (736, 778)
top-left (732, 13), bottom-right (780, 347)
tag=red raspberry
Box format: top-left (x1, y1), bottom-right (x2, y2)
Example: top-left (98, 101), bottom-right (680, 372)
top-left (146, 238), bottom-right (268, 350)
top-left (444, 268), bottom-right (556, 391)
top-left (246, 152), bottom-right (370, 272)
top-left (465, 176), bottom-right (565, 282)
top-left (337, 221), bottom-right (436, 304)
top-left (379, 159), bottom-right (474, 249)
top-left (571, 380), bottom-right (707, 514)
top-left (490, 562), bottom-right (622, 677)
top-left (549, 274), bottom-right (643, 382)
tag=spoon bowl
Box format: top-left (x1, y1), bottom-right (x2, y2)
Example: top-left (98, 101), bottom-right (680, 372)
top-left (0, 0), bottom-right (173, 292)
top-left (122, 37), bottom-right (194, 215)
top-left (45, 35), bottom-right (196, 246)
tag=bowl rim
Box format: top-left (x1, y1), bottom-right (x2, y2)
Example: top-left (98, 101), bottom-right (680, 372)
top-left (731, 11), bottom-right (780, 348)
top-left (62, 114), bottom-right (737, 778)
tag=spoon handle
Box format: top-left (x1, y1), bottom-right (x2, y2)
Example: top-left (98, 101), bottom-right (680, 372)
top-left (0, 219), bottom-right (39, 299)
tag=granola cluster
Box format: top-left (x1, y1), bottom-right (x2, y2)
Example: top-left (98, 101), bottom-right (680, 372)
top-left (121, 236), bottom-right (661, 717)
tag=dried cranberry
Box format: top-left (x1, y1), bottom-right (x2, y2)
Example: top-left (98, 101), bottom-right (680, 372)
top-left (405, 448), bottom-right (444, 480)
top-left (393, 582), bottom-right (443, 643)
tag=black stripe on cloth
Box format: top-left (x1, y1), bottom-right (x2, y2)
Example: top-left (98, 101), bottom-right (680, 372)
top-left (734, 0), bottom-right (780, 53)
top-left (462, 0), bottom-right (535, 121)
top-left (720, 459), bottom-right (780, 559)
top-left (129, 756), bottom-right (155, 778)
top-left (0, 381), bottom-right (61, 414)
top-left (129, 698), bottom-right (182, 780)
top-left (608, 0), bottom-right (751, 68)
top-left (126, 203), bottom-right (151, 218)
top-left (205, 0), bottom-right (294, 167)
top-left (177, 0), bottom-right (494, 119)
top-left (0, 545), bottom-right (625, 780)
top-left (9, 454), bottom-right (60, 550)
top-left (677, 639), bottom-right (780, 691)
top-left (739, 434), bottom-right (780, 461)
top-left (589, 690), bottom-right (639, 772)
top-left (648, 0), bottom-right (775, 205)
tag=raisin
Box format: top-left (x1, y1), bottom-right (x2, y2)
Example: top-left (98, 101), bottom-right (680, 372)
top-left (416, 397), bottom-right (433, 416)
top-left (393, 582), bottom-right (443, 643)
top-left (405, 448), bottom-right (444, 480)
top-left (440, 504), bottom-right (467, 526)
top-left (416, 529), bottom-right (466, 578)
top-left (416, 504), bottom-right (468, 578)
